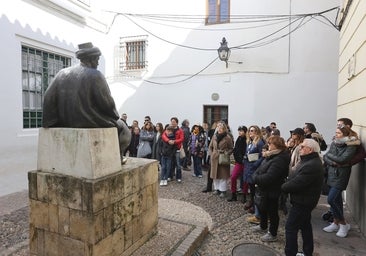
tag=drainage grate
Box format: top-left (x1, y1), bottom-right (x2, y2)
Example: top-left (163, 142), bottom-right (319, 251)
top-left (232, 242), bottom-right (280, 256)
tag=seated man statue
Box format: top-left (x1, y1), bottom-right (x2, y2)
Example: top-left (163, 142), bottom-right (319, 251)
top-left (42, 42), bottom-right (130, 164)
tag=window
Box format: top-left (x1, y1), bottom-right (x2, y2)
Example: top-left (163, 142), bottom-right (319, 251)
top-left (119, 36), bottom-right (147, 71)
top-left (203, 105), bottom-right (228, 127)
top-left (22, 46), bottom-right (71, 128)
top-left (206, 0), bottom-right (230, 25)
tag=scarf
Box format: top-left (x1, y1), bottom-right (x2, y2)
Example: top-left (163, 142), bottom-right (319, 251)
top-left (262, 149), bottom-right (282, 158)
top-left (216, 132), bottom-right (227, 144)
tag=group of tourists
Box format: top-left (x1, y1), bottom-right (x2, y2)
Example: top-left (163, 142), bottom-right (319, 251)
top-left (121, 114), bottom-right (365, 256)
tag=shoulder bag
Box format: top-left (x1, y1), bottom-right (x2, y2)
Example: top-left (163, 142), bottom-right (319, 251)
top-left (219, 153), bottom-right (230, 165)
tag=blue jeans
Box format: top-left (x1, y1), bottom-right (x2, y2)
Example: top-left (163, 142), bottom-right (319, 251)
top-left (175, 151), bottom-right (182, 180)
top-left (160, 156), bottom-right (171, 181)
top-left (285, 203), bottom-right (314, 256)
top-left (192, 154), bottom-right (202, 176)
top-left (327, 187), bottom-right (344, 221)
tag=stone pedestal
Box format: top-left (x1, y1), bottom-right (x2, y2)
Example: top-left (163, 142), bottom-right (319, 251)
top-left (29, 128), bottom-right (158, 255)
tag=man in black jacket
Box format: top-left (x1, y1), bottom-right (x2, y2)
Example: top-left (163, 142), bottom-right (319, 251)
top-left (282, 139), bottom-right (324, 256)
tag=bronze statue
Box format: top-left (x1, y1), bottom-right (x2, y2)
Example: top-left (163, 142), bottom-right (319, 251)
top-left (42, 42), bottom-right (131, 163)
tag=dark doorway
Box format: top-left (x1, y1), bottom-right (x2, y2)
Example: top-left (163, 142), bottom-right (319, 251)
top-left (203, 105), bottom-right (228, 127)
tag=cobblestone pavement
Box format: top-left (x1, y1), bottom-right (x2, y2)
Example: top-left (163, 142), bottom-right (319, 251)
top-left (1, 166), bottom-right (366, 256)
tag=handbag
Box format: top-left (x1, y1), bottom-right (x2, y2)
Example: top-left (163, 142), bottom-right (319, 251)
top-left (137, 142), bottom-right (152, 158)
top-left (247, 153), bottom-right (259, 162)
top-left (254, 189), bottom-right (267, 212)
top-left (219, 153), bottom-right (230, 165)
top-left (179, 148), bottom-right (186, 159)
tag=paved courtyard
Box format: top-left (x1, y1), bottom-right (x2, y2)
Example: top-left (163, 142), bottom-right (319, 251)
top-left (1, 165), bottom-right (366, 256)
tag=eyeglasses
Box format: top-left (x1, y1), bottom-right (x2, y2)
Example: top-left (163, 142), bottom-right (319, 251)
top-left (337, 124), bottom-right (345, 129)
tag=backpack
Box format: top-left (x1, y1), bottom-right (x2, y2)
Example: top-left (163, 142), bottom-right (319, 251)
top-left (350, 143), bottom-right (366, 166)
top-left (311, 132), bottom-right (327, 151)
top-left (320, 138), bottom-right (328, 151)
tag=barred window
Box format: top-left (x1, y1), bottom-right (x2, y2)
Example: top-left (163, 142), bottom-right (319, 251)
top-left (22, 46), bottom-right (71, 128)
top-left (119, 36), bottom-right (147, 71)
top-left (206, 0), bottom-right (230, 25)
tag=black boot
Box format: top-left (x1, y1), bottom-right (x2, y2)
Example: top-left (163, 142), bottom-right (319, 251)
top-left (227, 192), bottom-right (237, 202)
top-left (241, 194), bottom-right (247, 204)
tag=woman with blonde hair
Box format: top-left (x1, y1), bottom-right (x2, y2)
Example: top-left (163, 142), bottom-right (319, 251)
top-left (209, 122), bottom-right (233, 198)
top-left (243, 125), bottom-right (266, 217)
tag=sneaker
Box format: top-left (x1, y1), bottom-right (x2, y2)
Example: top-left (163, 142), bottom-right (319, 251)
top-left (159, 180), bottom-right (164, 186)
top-left (192, 174), bottom-right (197, 177)
top-left (250, 225), bottom-right (266, 233)
top-left (323, 222), bottom-right (339, 233)
top-left (296, 253), bottom-right (305, 256)
top-left (261, 232), bottom-right (277, 242)
top-left (198, 175), bottom-right (203, 178)
top-left (247, 216), bottom-right (261, 225)
top-left (167, 178), bottom-right (171, 182)
top-left (336, 223), bottom-right (350, 238)
top-left (163, 180), bottom-right (168, 186)
top-left (177, 179), bottom-right (182, 183)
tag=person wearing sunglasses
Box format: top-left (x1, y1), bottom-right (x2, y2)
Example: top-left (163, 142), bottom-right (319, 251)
top-left (243, 125), bottom-right (266, 220)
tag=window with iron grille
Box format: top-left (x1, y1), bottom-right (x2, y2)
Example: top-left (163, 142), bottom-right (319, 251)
top-left (119, 36), bottom-right (147, 71)
top-left (22, 46), bottom-right (71, 128)
top-left (206, 0), bottom-right (230, 25)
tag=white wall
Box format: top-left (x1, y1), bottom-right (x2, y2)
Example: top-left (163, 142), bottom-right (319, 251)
top-left (0, 0), bottom-right (340, 195)
top-left (338, 0), bottom-right (366, 235)
top-left (107, 0), bottom-right (339, 143)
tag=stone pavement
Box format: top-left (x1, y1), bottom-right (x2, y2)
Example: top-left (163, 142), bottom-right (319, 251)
top-left (1, 167), bottom-right (366, 256)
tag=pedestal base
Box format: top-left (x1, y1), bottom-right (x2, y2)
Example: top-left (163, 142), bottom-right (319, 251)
top-left (28, 158), bottom-right (158, 256)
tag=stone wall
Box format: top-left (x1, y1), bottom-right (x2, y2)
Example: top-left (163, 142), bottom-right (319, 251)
top-left (28, 157), bottom-right (158, 256)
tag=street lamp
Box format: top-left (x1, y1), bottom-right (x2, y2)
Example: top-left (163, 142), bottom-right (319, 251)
top-left (217, 37), bottom-right (231, 68)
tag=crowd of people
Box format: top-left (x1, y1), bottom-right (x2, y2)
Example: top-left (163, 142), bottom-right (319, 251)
top-left (120, 114), bottom-right (365, 256)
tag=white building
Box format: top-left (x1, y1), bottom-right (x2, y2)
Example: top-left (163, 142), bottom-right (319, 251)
top-left (1, 0), bottom-right (339, 195)
top-left (337, 0), bottom-right (366, 235)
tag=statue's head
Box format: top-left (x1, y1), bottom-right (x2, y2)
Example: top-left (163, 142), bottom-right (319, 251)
top-left (76, 42), bottom-right (101, 59)
top-left (76, 42), bottom-right (101, 68)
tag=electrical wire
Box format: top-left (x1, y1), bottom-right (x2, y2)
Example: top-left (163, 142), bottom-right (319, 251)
top-left (103, 7), bottom-right (340, 85)
top-left (126, 56), bottom-right (219, 86)
top-left (139, 16), bottom-right (292, 31)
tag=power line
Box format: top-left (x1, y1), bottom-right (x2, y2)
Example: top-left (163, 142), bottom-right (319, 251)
top-left (121, 57), bottom-right (219, 86)
top-left (103, 7), bottom-right (340, 85)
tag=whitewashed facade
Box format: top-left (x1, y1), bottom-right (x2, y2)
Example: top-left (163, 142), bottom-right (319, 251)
top-left (1, 0), bottom-right (340, 195)
top-left (338, 0), bottom-right (366, 235)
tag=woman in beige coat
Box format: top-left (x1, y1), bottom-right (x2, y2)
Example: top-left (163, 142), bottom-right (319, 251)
top-left (209, 122), bottom-right (234, 198)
